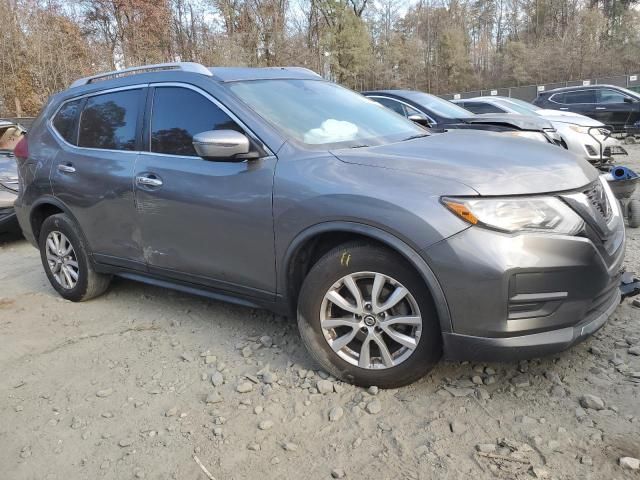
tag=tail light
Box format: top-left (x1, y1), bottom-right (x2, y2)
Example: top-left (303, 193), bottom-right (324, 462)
top-left (14, 135), bottom-right (28, 160)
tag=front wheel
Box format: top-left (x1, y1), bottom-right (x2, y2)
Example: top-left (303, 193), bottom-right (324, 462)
top-left (297, 243), bottom-right (442, 388)
top-left (628, 199), bottom-right (640, 228)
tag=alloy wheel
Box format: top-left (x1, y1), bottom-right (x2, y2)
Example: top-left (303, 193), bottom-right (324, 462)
top-left (45, 231), bottom-right (79, 290)
top-left (320, 271), bottom-right (422, 369)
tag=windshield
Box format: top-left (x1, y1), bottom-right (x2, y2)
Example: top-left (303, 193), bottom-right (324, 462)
top-left (495, 98), bottom-right (541, 115)
top-left (227, 79), bottom-right (426, 148)
top-left (400, 91), bottom-right (474, 119)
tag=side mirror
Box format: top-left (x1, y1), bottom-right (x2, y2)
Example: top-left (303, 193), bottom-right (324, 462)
top-left (408, 114), bottom-right (433, 127)
top-left (623, 97), bottom-right (634, 104)
top-left (192, 130), bottom-right (252, 161)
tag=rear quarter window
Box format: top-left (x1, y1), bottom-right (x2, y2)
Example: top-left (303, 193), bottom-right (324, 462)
top-left (78, 89), bottom-right (142, 151)
top-left (52, 99), bottom-right (82, 145)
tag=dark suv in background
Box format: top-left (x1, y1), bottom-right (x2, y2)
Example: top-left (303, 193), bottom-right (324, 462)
top-left (13, 63), bottom-right (626, 387)
top-left (534, 85), bottom-right (640, 133)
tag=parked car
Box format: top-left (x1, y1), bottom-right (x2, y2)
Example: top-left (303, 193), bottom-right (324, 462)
top-left (533, 85), bottom-right (640, 134)
top-left (0, 120), bottom-right (25, 233)
top-left (362, 89), bottom-right (564, 146)
top-left (453, 96), bottom-right (628, 163)
top-left (14, 63), bottom-right (627, 387)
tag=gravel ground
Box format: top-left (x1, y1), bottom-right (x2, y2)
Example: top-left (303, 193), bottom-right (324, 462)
top-left (1, 146), bottom-right (640, 480)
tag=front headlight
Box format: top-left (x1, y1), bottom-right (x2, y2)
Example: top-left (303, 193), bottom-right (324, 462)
top-left (442, 196), bottom-right (585, 235)
top-left (568, 125), bottom-right (590, 134)
top-left (502, 131), bottom-right (549, 143)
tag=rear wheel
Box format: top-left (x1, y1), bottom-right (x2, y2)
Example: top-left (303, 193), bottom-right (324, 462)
top-left (297, 243), bottom-right (442, 388)
top-left (39, 213), bottom-right (111, 301)
top-left (628, 199), bottom-right (640, 228)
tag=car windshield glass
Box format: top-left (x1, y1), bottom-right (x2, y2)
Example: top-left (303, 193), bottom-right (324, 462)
top-left (496, 98), bottom-right (541, 115)
top-left (400, 92), bottom-right (474, 119)
top-left (615, 86), bottom-right (640, 99)
top-left (227, 80), bottom-right (425, 148)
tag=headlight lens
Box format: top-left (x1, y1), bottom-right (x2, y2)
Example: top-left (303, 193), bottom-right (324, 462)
top-left (442, 196), bottom-right (584, 235)
top-left (503, 131), bottom-right (548, 143)
top-left (568, 125), bottom-right (590, 134)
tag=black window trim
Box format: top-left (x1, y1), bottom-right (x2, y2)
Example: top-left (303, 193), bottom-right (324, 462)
top-left (49, 84), bottom-right (148, 154)
top-left (597, 88), bottom-right (635, 104)
top-left (142, 82), bottom-right (274, 159)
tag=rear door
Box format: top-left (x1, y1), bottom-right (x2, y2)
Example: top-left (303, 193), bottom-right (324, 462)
top-left (50, 86), bottom-right (145, 267)
top-left (557, 89), bottom-right (597, 118)
top-left (133, 83), bottom-right (276, 299)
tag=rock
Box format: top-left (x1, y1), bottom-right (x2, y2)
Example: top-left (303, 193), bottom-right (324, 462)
top-left (118, 438), bottom-right (133, 447)
top-left (476, 443), bottom-right (497, 453)
top-left (450, 420), bottom-right (466, 433)
top-left (331, 468), bottom-right (345, 478)
top-left (247, 442), bottom-right (261, 451)
top-left (317, 379), bottom-right (334, 394)
top-left (609, 353), bottom-right (624, 366)
top-left (96, 388), bottom-right (113, 398)
top-left (271, 457), bottom-right (281, 465)
top-left (511, 374), bottom-right (530, 388)
top-left (368, 386), bottom-right (379, 395)
top-left (259, 335), bottom-right (273, 348)
top-left (258, 420), bottom-right (274, 430)
top-left (550, 385), bottom-right (567, 397)
top-left (254, 406), bottom-right (263, 415)
top-left (71, 416), bottom-right (82, 429)
top-left (580, 394), bottom-right (605, 410)
top-left (629, 346), bottom-right (640, 356)
top-left (134, 468), bottom-right (145, 479)
top-left (236, 382), bottom-right (253, 393)
top-left (485, 367), bottom-right (496, 375)
top-left (329, 406), bottom-right (344, 422)
top-left (262, 372), bottom-right (277, 384)
top-left (575, 407), bottom-right (587, 418)
top-left (283, 442), bottom-right (298, 451)
top-left (211, 371), bottom-right (224, 387)
top-left (205, 392), bottom-right (223, 404)
top-left (581, 455), bottom-right (593, 465)
top-left (180, 353), bottom-right (194, 362)
top-left (205, 355), bottom-right (217, 365)
top-left (165, 407), bottom-right (178, 417)
top-left (20, 446), bottom-right (31, 458)
top-left (443, 386), bottom-right (475, 397)
top-left (532, 467), bottom-right (550, 479)
top-left (632, 298), bottom-right (640, 308)
top-left (544, 371), bottom-right (563, 385)
top-left (619, 457), bottom-right (640, 470)
top-left (213, 427), bottom-right (222, 436)
top-left (241, 346), bottom-right (253, 358)
top-left (366, 399), bottom-right (382, 414)
top-left (471, 375), bottom-right (483, 385)
top-left (476, 388), bottom-right (490, 401)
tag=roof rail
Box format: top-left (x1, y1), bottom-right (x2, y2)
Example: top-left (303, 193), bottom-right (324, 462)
top-left (70, 62), bottom-right (212, 88)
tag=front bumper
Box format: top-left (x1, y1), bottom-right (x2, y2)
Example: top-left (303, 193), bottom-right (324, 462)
top-left (422, 206), bottom-right (625, 361)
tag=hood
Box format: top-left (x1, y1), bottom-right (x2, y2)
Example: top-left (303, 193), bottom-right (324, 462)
top-left (464, 113), bottom-right (554, 131)
top-left (331, 130), bottom-right (598, 196)
top-left (537, 110), bottom-right (603, 127)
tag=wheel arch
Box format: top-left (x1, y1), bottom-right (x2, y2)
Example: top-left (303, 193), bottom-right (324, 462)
top-left (281, 222), bottom-right (452, 333)
top-left (29, 197), bottom-right (86, 247)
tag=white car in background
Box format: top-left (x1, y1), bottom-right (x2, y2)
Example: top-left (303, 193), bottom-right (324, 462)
top-left (453, 96), bottom-right (628, 163)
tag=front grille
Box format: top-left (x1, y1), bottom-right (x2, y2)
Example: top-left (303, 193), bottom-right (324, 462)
top-left (603, 146), bottom-right (612, 157)
top-left (584, 145), bottom-right (612, 158)
top-left (585, 145), bottom-right (597, 156)
top-left (583, 181), bottom-right (612, 223)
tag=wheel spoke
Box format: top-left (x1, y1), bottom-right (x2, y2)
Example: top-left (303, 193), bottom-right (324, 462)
top-left (61, 241), bottom-right (73, 256)
top-left (62, 266), bottom-right (74, 288)
top-left (372, 333), bottom-right (394, 367)
top-left (321, 317), bottom-right (359, 329)
top-left (381, 315), bottom-right (422, 327)
top-left (371, 273), bottom-right (385, 310)
top-left (330, 328), bottom-right (358, 352)
top-left (66, 266), bottom-right (79, 281)
top-left (52, 232), bottom-right (60, 251)
top-left (47, 238), bottom-right (57, 254)
top-left (359, 336), bottom-right (372, 368)
top-left (342, 275), bottom-right (363, 311)
top-left (381, 325), bottom-right (417, 350)
top-left (66, 260), bottom-right (79, 269)
top-left (326, 290), bottom-right (358, 314)
top-left (374, 286), bottom-right (408, 314)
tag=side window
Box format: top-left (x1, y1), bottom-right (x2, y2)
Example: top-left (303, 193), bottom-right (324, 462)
top-left (563, 90), bottom-right (596, 104)
top-left (598, 89), bottom-right (629, 104)
top-left (150, 87), bottom-right (242, 156)
top-left (462, 102), bottom-right (504, 114)
top-left (52, 99), bottom-right (82, 145)
top-left (403, 104), bottom-right (423, 117)
top-left (78, 89), bottom-right (141, 151)
top-left (373, 97), bottom-right (406, 116)
top-left (549, 93), bottom-right (565, 104)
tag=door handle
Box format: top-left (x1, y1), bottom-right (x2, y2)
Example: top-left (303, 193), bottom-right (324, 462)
top-left (559, 108), bottom-right (568, 110)
top-left (595, 107), bottom-right (606, 110)
top-left (136, 175), bottom-right (163, 187)
top-left (57, 164), bottom-right (76, 173)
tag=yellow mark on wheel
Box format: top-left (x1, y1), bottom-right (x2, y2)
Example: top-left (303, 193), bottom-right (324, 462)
top-left (340, 251), bottom-right (351, 266)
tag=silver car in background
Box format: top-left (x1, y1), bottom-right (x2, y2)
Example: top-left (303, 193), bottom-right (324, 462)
top-left (454, 96), bottom-right (628, 162)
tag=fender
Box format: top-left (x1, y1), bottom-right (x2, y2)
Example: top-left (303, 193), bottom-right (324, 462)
top-left (281, 221), bottom-right (453, 333)
top-left (28, 196), bottom-right (92, 252)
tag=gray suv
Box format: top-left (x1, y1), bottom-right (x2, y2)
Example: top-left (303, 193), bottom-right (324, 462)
top-left (13, 63), bottom-right (626, 387)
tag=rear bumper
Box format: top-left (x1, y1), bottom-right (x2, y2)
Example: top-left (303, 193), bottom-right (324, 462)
top-left (442, 287), bottom-right (619, 361)
top-left (0, 190), bottom-right (19, 232)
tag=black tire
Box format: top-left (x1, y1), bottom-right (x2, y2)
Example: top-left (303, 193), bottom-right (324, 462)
top-left (297, 242), bottom-right (442, 388)
top-left (629, 199), bottom-right (640, 228)
top-left (38, 213), bottom-right (111, 301)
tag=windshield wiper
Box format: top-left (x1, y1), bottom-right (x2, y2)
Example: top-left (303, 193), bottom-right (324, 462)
top-left (402, 133), bottom-right (429, 141)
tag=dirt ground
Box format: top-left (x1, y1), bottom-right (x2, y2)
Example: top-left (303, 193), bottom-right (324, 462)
top-left (1, 145), bottom-right (640, 480)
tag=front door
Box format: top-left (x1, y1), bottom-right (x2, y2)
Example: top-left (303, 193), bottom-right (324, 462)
top-left (51, 87), bottom-right (145, 267)
top-left (133, 84), bottom-right (276, 299)
top-left (596, 88), bottom-right (634, 131)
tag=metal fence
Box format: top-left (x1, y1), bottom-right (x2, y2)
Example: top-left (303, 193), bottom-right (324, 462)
top-left (440, 73), bottom-right (640, 101)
